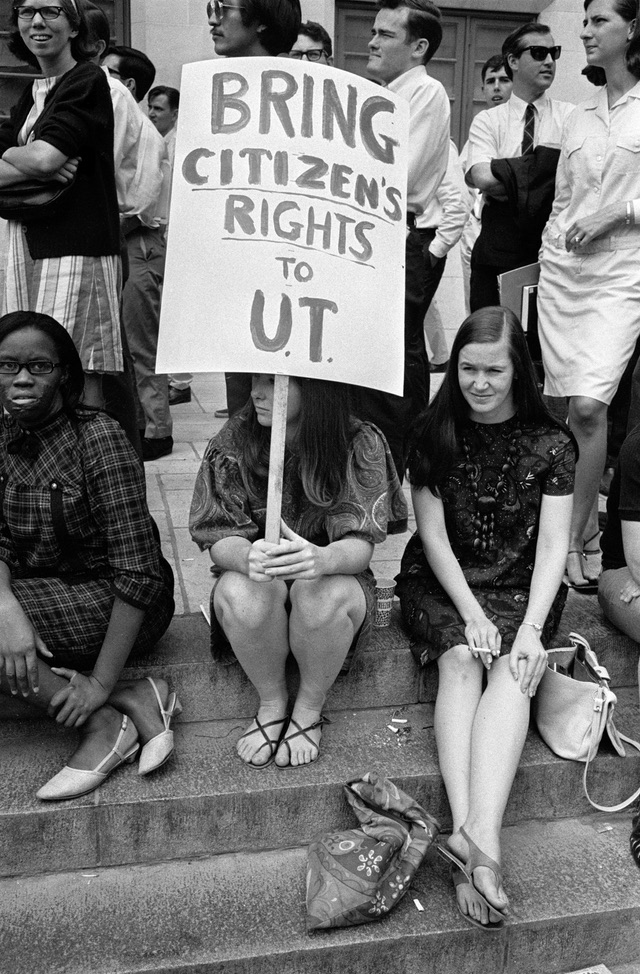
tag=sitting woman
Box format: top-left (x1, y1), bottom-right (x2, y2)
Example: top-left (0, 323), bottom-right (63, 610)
top-left (189, 374), bottom-right (406, 769)
top-left (0, 312), bottom-right (177, 801)
top-left (396, 307), bottom-right (575, 927)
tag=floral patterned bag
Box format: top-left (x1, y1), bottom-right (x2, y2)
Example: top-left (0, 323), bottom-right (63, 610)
top-left (306, 772), bottom-right (440, 931)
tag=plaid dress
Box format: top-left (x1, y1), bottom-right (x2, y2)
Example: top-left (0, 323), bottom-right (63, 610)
top-left (0, 409), bottom-right (174, 668)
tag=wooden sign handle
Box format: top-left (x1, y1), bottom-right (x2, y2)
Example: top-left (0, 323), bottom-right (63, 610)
top-left (265, 374), bottom-right (289, 544)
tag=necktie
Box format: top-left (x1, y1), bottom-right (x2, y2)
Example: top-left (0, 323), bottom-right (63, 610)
top-left (522, 103), bottom-right (535, 155)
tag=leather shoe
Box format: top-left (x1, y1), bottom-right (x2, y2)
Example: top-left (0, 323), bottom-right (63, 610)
top-left (37, 715), bottom-right (139, 801)
top-left (430, 360), bottom-right (449, 373)
top-left (214, 407), bottom-right (229, 418)
top-left (142, 436), bottom-right (173, 461)
top-left (138, 677), bottom-right (183, 776)
top-left (169, 386), bottom-right (191, 405)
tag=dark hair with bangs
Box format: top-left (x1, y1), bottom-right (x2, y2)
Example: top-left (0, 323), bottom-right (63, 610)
top-left (9, 0), bottom-right (99, 69)
top-left (0, 310), bottom-right (84, 410)
top-left (239, 0), bottom-right (301, 55)
top-left (481, 54), bottom-right (508, 83)
top-left (243, 376), bottom-right (354, 508)
top-left (298, 20), bottom-right (332, 57)
top-left (376, 0), bottom-right (442, 63)
top-left (407, 306), bottom-right (570, 493)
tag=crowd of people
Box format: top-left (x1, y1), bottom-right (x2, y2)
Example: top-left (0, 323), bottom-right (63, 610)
top-left (0, 0), bottom-right (639, 934)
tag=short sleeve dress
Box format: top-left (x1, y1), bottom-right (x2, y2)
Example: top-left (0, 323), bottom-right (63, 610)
top-left (189, 415), bottom-right (408, 663)
top-left (395, 415), bottom-right (576, 665)
top-left (0, 408), bottom-right (174, 669)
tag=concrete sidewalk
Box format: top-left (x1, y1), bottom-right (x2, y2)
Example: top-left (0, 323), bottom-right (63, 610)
top-left (144, 372), bottom-right (420, 617)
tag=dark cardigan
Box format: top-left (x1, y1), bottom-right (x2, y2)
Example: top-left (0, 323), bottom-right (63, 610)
top-left (0, 62), bottom-right (120, 260)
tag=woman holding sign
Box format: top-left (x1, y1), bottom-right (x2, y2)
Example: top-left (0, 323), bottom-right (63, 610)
top-left (189, 375), bottom-right (406, 768)
top-left (396, 308), bottom-right (575, 927)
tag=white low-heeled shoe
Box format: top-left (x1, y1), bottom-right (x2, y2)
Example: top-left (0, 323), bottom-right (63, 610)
top-left (138, 677), bottom-right (182, 776)
top-left (37, 714), bottom-right (139, 801)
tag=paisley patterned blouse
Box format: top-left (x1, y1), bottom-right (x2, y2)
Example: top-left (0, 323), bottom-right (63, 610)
top-left (189, 415), bottom-right (408, 552)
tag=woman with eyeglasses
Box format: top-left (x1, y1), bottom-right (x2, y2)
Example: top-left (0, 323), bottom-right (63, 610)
top-left (537, 0), bottom-right (640, 592)
top-left (0, 0), bottom-right (121, 408)
top-left (0, 311), bottom-right (177, 801)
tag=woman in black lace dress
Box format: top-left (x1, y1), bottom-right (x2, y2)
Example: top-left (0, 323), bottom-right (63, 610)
top-left (396, 307), bottom-right (575, 928)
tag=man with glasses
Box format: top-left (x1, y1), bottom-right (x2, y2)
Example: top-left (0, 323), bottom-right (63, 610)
top-left (206, 0), bottom-right (301, 418)
top-left (466, 22), bottom-right (574, 311)
top-left (289, 21), bottom-right (333, 65)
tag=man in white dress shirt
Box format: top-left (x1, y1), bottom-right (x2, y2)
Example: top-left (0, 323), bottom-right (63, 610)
top-left (358, 0), bottom-right (450, 478)
top-left (466, 22), bottom-right (574, 311)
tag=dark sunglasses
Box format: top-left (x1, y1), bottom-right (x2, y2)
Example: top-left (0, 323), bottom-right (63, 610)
top-left (520, 45), bottom-right (562, 62)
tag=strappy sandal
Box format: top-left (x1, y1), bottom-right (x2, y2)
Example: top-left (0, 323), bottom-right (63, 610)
top-left (437, 828), bottom-right (508, 928)
top-left (275, 714), bottom-right (330, 769)
top-left (448, 864), bottom-right (503, 931)
top-left (237, 715), bottom-right (289, 769)
top-left (563, 550), bottom-right (598, 594)
top-left (582, 531), bottom-right (601, 557)
top-left (138, 677), bottom-right (183, 776)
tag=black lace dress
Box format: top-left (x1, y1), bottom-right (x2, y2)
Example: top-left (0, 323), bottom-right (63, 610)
top-left (396, 415), bottom-right (576, 665)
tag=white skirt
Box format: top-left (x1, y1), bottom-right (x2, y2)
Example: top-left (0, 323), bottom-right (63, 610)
top-left (537, 237), bottom-right (640, 405)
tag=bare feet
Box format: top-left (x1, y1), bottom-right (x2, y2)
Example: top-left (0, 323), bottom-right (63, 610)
top-left (566, 550), bottom-right (596, 588)
top-left (237, 705), bottom-right (288, 767)
top-left (447, 829), bottom-right (509, 925)
top-left (275, 706), bottom-right (325, 767)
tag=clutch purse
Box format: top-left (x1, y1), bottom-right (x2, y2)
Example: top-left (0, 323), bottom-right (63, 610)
top-left (0, 175), bottom-right (76, 222)
top-left (534, 631), bottom-right (640, 811)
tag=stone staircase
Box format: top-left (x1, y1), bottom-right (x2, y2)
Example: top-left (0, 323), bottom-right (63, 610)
top-left (1, 593), bottom-right (640, 974)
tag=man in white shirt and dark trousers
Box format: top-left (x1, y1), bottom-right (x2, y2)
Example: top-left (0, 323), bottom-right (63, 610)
top-left (466, 22), bottom-right (574, 312)
top-left (103, 46), bottom-right (174, 462)
top-left (358, 0), bottom-right (450, 479)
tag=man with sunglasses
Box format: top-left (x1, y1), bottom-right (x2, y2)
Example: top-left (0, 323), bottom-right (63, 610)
top-left (466, 22), bottom-right (574, 311)
top-left (289, 21), bottom-right (333, 65)
top-left (205, 0), bottom-right (301, 418)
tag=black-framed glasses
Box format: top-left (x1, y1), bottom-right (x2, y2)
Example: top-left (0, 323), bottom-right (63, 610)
top-left (0, 360), bottom-right (61, 375)
top-left (14, 5), bottom-right (66, 20)
top-left (520, 45), bottom-right (562, 62)
top-left (289, 49), bottom-right (326, 61)
top-left (206, 0), bottom-right (244, 19)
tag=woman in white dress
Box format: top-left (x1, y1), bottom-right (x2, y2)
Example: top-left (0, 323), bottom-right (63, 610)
top-left (537, 0), bottom-right (640, 590)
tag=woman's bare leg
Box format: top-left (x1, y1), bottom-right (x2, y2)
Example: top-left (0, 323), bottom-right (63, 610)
top-left (566, 396), bottom-right (608, 585)
top-left (277, 575), bottom-right (365, 766)
top-left (214, 572), bottom-right (290, 765)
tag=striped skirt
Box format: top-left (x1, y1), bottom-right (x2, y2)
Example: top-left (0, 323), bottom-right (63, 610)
top-left (2, 221), bottom-right (123, 372)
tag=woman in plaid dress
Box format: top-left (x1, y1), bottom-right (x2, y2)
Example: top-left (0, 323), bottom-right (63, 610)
top-left (0, 312), bottom-right (177, 801)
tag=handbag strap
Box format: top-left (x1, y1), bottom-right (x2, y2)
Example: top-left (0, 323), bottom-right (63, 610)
top-left (583, 703), bottom-right (640, 812)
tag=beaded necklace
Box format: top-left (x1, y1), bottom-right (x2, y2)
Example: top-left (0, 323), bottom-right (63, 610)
top-left (462, 424), bottom-right (521, 550)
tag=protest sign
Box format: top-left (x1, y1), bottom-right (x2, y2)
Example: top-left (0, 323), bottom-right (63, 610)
top-left (156, 57), bottom-right (409, 396)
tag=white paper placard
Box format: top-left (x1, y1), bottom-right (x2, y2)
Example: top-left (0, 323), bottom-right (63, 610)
top-left (156, 57), bottom-right (409, 395)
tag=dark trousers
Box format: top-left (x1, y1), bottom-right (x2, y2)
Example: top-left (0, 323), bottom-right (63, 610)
top-left (469, 257), bottom-right (512, 312)
top-left (418, 227), bottom-right (447, 317)
top-left (353, 226), bottom-right (428, 481)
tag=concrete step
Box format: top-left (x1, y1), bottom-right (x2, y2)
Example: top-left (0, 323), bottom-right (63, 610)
top-left (3, 691), bottom-right (640, 878)
top-left (1, 813), bottom-right (639, 974)
top-left (2, 591), bottom-right (636, 725)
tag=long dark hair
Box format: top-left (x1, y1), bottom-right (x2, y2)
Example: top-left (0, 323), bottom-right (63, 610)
top-left (8, 0), bottom-right (99, 69)
top-left (408, 307), bottom-right (569, 492)
top-left (583, 0), bottom-right (640, 82)
top-left (243, 376), bottom-right (353, 507)
top-left (0, 310), bottom-right (84, 410)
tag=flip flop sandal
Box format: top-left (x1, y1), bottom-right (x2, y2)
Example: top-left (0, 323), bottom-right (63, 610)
top-left (437, 828), bottom-right (508, 928)
top-left (275, 714), bottom-right (330, 769)
top-left (237, 715), bottom-right (289, 769)
top-left (449, 864), bottom-right (503, 931)
top-left (564, 550), bottom-right (599, 593)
